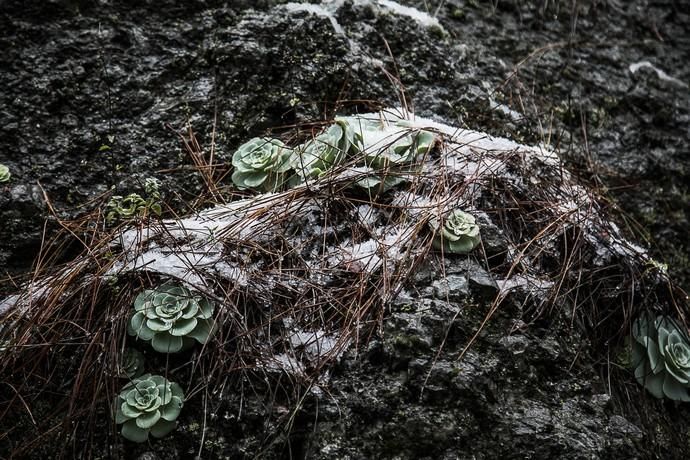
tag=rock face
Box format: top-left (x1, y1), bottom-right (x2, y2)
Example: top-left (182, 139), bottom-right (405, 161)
top-left (1, 1), bottom-right (689, 459)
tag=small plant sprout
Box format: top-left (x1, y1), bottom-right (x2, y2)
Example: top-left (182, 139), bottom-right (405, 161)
top-left (430, 209), bottom-right (481, 254)
top-left (128, 283), bottom-right (217, 353)
top-left (107, 194), bottom-right (147, 222)
top-left (231, 137), bottom-right (291, 192)
top-left (0, 164), bottom-right (10, 183)
top-left (106, 178), bottom-right (163, 222)
top-left (115, 374), bottom-right (184, 442)
top-left (144, 177), bottom-right (163, 215)
top-left (632, 312), bottom-right (690, 401)
top-left (118, 348), bottom-right (145, 379)
top-left (291, 118), bottom-right (361, 182)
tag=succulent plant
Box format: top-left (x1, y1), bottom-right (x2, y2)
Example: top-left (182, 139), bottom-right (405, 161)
top-left (394, 129), bottom-right (436, 157)
top-left (632, 312), bottom-right (690, 401)
top-left (106, 178), bottom-right (163, 222)
top-left (231, 137), bottom-right (291, 191)
top-left (353, 166), bottom-right (407, 194)
top-left (0, 164), bottom-right (10, 183)
top-left (362, 129), bottom-right (435, 168)
top-left (429, 209), bottom-right (481, 254)
top-left (115, 373), bottom-right (184, 442)
top-left (144, 177), bottom-right (163, 215)
top-left (291, 118), bottom-right (361, 182)
top-left (118, 348), bottom-right (145, 379)
top-left (128, 283), bottom-right (216, 353)
top-left (106, 193), bottom-right (148, 221)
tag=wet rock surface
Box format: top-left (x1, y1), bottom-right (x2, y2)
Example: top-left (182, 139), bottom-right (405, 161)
top-left (1, 1), bottom-right (689, 459)
top-left (2, 1), bottom-right (688, 286)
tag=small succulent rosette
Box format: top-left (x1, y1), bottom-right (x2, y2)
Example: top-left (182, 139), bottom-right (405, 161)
top-left (291, 118), bottom-right (361, 182)
top-left (362, 128), bottom-right (435, 167)
top-left (0, 164), bottom-right (10, 183)
top-left (355, 127), bottom-right (435, 192)
top-left (115, 373), bottom-right (184, 442)
top-left (117, 348), bottom-right (145, 379)
top-left (128, 283), bottom-right (217, 353)
top-left (231, 137), bottom-right (291, 192)
top-left (429, 209), bottom-right (481, 254)
top-left (632, 312), bottom-right (690, 401)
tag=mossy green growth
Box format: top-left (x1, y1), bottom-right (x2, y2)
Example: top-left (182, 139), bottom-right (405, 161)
top-left (107, 193), bottom-right (147, 221)
top-left (106, 178), bottom-right (162, 222)
top-left (115, 373), bottom-right (184, 442)
top-left (632, 312), bottom-right (690, 401)
top-left (0, 164), bottom-right (10, 183)
top-left (128, 283), bottom-right (217, 353)
top-left (231, 137), bottom-right (291, 191)
top-left (429, 209), bottom-right (481, 254)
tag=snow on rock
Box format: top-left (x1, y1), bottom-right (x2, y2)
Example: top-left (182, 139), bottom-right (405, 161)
top-left (376, 0), bottom-right (445, 31)
top-left (629, 61), bottom-right (688, 88)
top-left (1, 108), bottom-right (659, 379)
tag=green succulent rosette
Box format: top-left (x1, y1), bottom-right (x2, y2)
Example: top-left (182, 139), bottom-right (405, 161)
top-left (128, 283), bottom-right (216, 353)
top-left (363, 129), bottom-right (435, 168)
top-left (291, 118), bottom-right (361, 182)
top-left (353, 120), bottom-right (435, 192)
top-left (429, 209), bottom-right (481, 254)
top-left (118, 348), bottom-right (145, 379)
top-left (632, 312), bottom-right (690, 401)
top-left (115, 373), bottom-right (184, 442)
top-left (352, 166), bottom-right (407, 194)
top-left (231, 137), bottom-right (291, 191)
top-left (0, 164), bottom-right (10, 183)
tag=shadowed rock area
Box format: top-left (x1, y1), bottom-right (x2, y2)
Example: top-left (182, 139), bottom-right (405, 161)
top-left (1, 1), bottom-right (689, 459)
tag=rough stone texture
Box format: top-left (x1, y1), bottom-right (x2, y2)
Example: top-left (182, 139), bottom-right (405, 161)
top-left (1, 0), bottom-right (689, 459)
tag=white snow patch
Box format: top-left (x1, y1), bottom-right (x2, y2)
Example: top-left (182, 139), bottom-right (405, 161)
top-left (0, 295), bottom-right (19, 317)
top-left (390, 191), bottom-right (438, 219)
top-left (109, 241), bottom-right (224, 288)
top-left (0, 281), bottom-right (52, 317)
top-left (355, 204), bottom-right (379, 227)
top-left (352, 108), bottom-right (561, 166)
top-left (376, 0), bottom-right (444, 31)
top-left (443, 152), bottom-right (507, 177)
top-left (288, 328), bottom-right (342, 358)
top-left (336, 239), bottom-right (383, 272)
top-left (629, 61), bottom-right (688, 88)
top-left (282, 2), bottom-right (345, 35)
top-left (496, 274), bottom-right (554, 295)
top-left (213, 261), bottom-right (249, 287)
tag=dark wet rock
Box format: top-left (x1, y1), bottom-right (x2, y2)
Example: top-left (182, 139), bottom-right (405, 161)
top-left (433, 274), bottom-right (470, 301)
top-left (1, 0), bottom-right (690, 459)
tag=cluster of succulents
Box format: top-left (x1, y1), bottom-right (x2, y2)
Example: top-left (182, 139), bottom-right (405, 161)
top-left (106, 177), bottom-right (162, 222)
top-left (0, 164), bottom-right (10, 183)
top-left (115, 282), bottom-right (217, 442)
top-left (631, 312), bottom-right (690, 401)
top-left (128, 283), bottom-right (217, 353)
top-left (115, 373), bottom-right (184, 442)
top-left (229, 116), bottom-right (436, 193)
top-left (429, 209), bottom-right (481, 254)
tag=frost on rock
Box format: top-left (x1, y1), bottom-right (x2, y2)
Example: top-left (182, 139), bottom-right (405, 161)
top-left (0, 108), bottom-right (665, 380)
